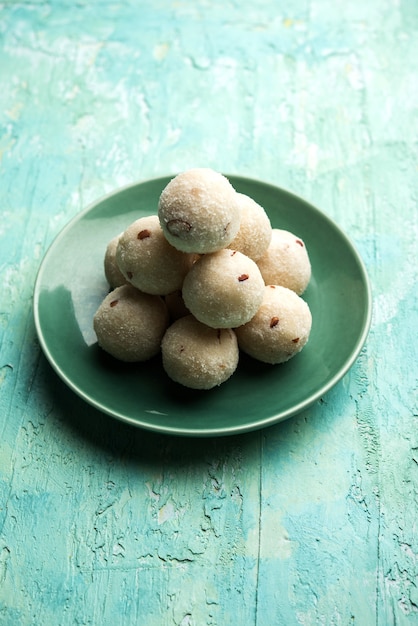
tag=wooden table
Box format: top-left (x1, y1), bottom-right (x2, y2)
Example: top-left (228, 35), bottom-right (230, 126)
top-left (1, 1), bottom-right (417, 624)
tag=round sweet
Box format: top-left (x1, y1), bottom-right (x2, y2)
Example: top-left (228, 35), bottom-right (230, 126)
top-left (116, 215), bottom-right (193, 295)
top-left (104, 234), bottom-right (128, 288)
top-left (256, 229), bottom-right (311, 295)
top-left (158, 168), bottom-right (241, 253)
top-left (182, 249), bottom-right (265, 329)
top-left (93, 284), bottom-right (169, 362)
top-left (161, 315), bottom-right (239, 389)
top-left (227, 193), bottom-right (272, 261)
top-left (235, 285), bottom-right (312, 364)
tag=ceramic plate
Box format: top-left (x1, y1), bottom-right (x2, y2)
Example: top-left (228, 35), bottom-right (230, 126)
top-left (33, 175), bottom-right (372, 437)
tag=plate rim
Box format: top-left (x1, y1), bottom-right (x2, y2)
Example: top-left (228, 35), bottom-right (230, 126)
top-left (33, 174), bottom-right (373, 437)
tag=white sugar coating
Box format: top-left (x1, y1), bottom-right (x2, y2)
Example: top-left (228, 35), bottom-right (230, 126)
top-left (235, 285), bottom-right (312, 364)
top-left (182, 249), bottom-right (265, 329)
top-left (104, 234), bottom-right (128, 288)
top-left (158, 168), bottom-right (241, 253)
top-left (161, 315), bottom-right (239, 389)
top-left (116, 215), bottom-right (194, 295)
top-left (257, 229), bottom-right (311, 295)
top-left (227, 193), bottom-right (272, 261)
top-left (93, 284), bottom-right (169, 362)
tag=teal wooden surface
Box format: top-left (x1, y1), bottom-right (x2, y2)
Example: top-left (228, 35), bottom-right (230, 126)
top-left (0, 1), bottom-right (417, 624)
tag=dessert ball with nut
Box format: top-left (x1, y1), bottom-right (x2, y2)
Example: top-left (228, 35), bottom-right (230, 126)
top-left (257, 229), bottom-right (311, 295)
top-left (93, 284), bottom-right (169, 362)
top-left (182, 249), bottom-right (265, 329)
top-left (235, 285), bottom-right (312, 364)
top-left (158, 168), bottom-right (241, 254)
top-left (116, 215), bottom-right (194, 295)
top-left (104, 233), bottom-right (128, 289)
top-left (227, 193), bottom-right (272, 261)
top-left (161, 315), bottom-right (239, 389)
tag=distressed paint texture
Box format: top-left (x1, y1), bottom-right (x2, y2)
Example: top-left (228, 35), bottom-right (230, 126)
top-left (0, 0), bottom-right (417, 624)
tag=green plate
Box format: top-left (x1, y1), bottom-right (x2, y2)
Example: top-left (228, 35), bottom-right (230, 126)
top-left (33, 175), bottom-right (372, 437)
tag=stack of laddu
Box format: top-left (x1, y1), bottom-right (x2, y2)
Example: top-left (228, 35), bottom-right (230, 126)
top-left (93, 168), bottom-right (312, 389)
